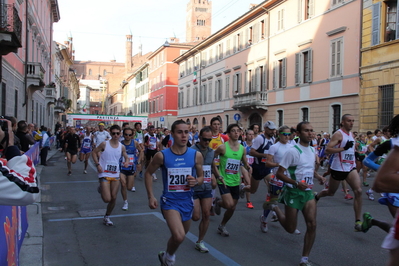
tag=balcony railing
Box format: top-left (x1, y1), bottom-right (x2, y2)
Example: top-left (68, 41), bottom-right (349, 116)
top-left (232, 91), bottom-right (268, 110)
top-left (0, 3), bottom-right (22, 54)
top-left (54, 99), bottom-right (66, 113)
top-left (27, 62), bottom-right (46, 88)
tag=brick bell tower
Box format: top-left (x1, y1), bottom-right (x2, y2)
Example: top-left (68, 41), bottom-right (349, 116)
top-left (186, 0), bottom-right (212, 42)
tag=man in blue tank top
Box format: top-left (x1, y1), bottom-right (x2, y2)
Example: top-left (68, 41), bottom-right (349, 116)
top-left (145, 120), bottom-right (204, 266)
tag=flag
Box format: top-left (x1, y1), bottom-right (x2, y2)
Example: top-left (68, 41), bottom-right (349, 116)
top-left (193, 71), bottom-right (197, 83)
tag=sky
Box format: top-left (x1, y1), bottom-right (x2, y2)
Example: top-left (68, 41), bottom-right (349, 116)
top-left (53, 0), bottom-right (264, 62)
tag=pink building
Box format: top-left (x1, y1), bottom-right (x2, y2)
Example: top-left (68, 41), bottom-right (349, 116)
top-left (175, 0), bottom-right (361, 133)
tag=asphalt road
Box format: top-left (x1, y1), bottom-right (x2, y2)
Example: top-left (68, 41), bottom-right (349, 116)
top-left (41, 151), bottom-right (392, 266)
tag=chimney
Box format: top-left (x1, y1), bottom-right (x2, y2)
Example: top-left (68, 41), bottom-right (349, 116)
top-left (126, 35), bottom-right (133, 72)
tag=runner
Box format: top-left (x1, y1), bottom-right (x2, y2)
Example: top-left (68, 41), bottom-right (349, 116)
top-left (92, 125), bottom-right (129, 226)
top-left (212, 123), bottom-right (251, 236)
top-left (264, 121), bottom-right (325, 266)
top-left (144, 120), bottom-right (204, 266)
top-left (208, 117), bottom-right (229, 216)
top-left (64, 127), bottom-right (81, 176)
top-left (191, 126), bottom-right (216, 253)
top-left (315, 114), bottom-right (363, 231)
top-left (92, 122), bottom-right (111, 148)
top-left (79, 126), bottom-right (92, 174)
top-left (120, 127), bottom-right (143, 210)
top-left (242, 129), bottom-right (255, 209)
top-left (372, 132), bottom-right (399, 266)
top-left (144, 125), bottom-right (161, 180)
top-left (260, 125), bottom-right (295, 233)
top-left (249, 121), bottom-right (276, 200)
top-left (189, 125), bottom-right (199, 146)
top-left (134, 122), bottom-right (145, 178)
top-left (355, 133), bottom-right (369, 186)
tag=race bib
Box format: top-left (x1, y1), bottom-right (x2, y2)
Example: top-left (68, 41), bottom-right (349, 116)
top-left (128, 154), bottom-right (135, 166)
top-left (342, 153), bottom-right (354, 164)
top-left (203, 165), bottom-right (211, 183)
top-left (261, 150), bottom-right (268, 163)
top-left (269, 174), bottom-right (284, 188)
top-left (246, 155), bottom-right (254, 165)
top-left (83, 142), bottom-right (91, 148)
top-left (168, 167), bottom-right (191, 192)
top-left (298, 171), bottom-right (314, 190)
top-left (105, 162), bottom-right (118, 174)
top-left (225, 158), bottom-right (240, 175)
top-left (214, 156), bottom-right (220, 166)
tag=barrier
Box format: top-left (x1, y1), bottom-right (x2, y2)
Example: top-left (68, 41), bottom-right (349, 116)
top-left (0, 136), bottom-right (55, 265)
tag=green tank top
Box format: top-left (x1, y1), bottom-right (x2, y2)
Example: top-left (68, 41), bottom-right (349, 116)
top-left (219, 142), bottom-right (244, 186)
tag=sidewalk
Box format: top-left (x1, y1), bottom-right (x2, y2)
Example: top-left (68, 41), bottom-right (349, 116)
top-left (19, 147), bottom-right (59, 266)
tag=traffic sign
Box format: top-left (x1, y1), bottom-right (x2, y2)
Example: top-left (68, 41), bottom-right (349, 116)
top-left (234, 113), bottom-right (241, 121)
top-left (160, 117), bottom-right (164, 122)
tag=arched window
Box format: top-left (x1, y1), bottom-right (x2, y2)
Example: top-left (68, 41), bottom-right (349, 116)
top-left (88, 69), bottom-right (92, 75)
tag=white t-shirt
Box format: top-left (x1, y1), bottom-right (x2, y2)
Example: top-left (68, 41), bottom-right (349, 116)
top-left (93, 130), bottom-right (111, 147)
top-left (279, 143), bottom-right (316, 190)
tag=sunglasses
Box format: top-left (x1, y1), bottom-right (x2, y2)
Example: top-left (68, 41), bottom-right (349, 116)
top-left (280, 132), bottom-right (291, 136)
top-left (202, 137), bottom-right (212, 142)
top-left (124, 134), bottom-right (133, 136)
top-left (111, 132), bottom-right (121, 135)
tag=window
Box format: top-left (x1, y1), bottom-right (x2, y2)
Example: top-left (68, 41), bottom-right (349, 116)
top-left (332, 104), bottom-right (341, 133)
top-left (203, 84), bottom-right (207, 103)
top-left (103, 69), bottom-right (107, 76)
top-left (209, 49), bottom-right (213, 64)
top-left (233, 73), bottom-right (242, 93)
top-left (88, 69), bottom-right (92, 76)
top-left (332, 0), bottom-right (343, 6)
top-left (330, 38), bottom-right (343, 77)
top-left (277, 9), bottom-right (284, 31)
top-left (225, 76), bottom-right (230, 99)
top-left (295, 49), bottom-right (313, 84)
top-left (378, 84), bottom-right (394, 128)
top-left (273, 58), bottom-right (287, 89)
top-left (385, 0), bottom-right (398, 42)
top-left (298, 0), bottom-right (315, 23)
top-left (277, 110), bottom-right (284, 127)
top-left (248, 26), bottom-right (253, 46)
top-left (217, 43), bottom-right (223, 60)
top-left (259, 65), bottom-right (267, 91)
top-left (193, 87), bottom-right (197, 106)
top-left (301, 107), bottom-right (309, 122)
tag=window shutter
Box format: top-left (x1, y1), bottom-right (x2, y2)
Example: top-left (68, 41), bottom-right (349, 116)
top-left (254, 23), bottom-right (259, 43)
top-left (273, 61), bottom-right (277, 89)
top-left (308, 49), bottom-right (313, 83)
top-left (337, 40), bottom-right (342, 76)
top-left (233, 35), bottom-right (237, 53)
top-left (244, 70), bottom-right (248, 93)
top-left (282, 58), bottom-right (287, 88)
top-left (396, 1), bottom-right (399, 40)
top-left (255, 67), bottom-right (260, 91)
top-left (298, 0), bottom-right (302, 23)
top-left (238, 73), bottom-right (242, 93)
top-left (251, 70), bottom-right (256, 93)
top-left (219, 79), bottom-right (223, 100)
top-left (372, 2), bottom-right (381, 46)
top-left (295, 53), bottom-right (300, 85)
top-left (262, 64), bottom-right (267, 91)
top-left (240, 31), bottom-right (244, 50)
top-left (309, 0), bottom-right (315, 18)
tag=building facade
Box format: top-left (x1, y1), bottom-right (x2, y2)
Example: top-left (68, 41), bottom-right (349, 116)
top-left (360, 0), bottom-right (399, 132)
top-left (1, 0), bottom-right (60, 128)
top-left (175, 0), bottom-right (361, 133)
top-left (147, 39), bottom-right (194, 128)
top-left (186, 0), bottom-right (212, 42)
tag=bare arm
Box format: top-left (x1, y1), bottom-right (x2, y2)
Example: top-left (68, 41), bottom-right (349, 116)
top-left (249, 147), bottom-right (267, 159)
top-left (145, 152), bottom-right (164, 209)
top-left (121, 145), bottom-right (129, 168)
top-left (92, 142), bottom-right (106, 173)
top-left (211, 145), bottom-right (226, 186)
top-left (373, 146), bottom-right (399, 193)
top-left (192, 151), bottom-right (204, 186)
top-left (326, 131), bottom-right (344, 154)
top-left (265, 154), bottom-right (278, 168)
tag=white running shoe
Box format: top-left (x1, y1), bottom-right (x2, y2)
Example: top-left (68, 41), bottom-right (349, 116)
top-left (122, 201), bottom-right (128, 211)
top-left (293, 229), bottom-right (301, 235)
top-left (152, 173), bottom-right (157, 180)
top-left (271, 211), bottom-right (278, 222)
top-left (260, 215), bottom-right (268, 233)
top-left (195, 241), bottom-right (209, 253)
top-left (103, 216), bottom-right (113, 226)
top-left (217, 224), bottom-right (229, 236)
top-left (158, 251), bottom-right (175, 266)
top-left (83, 170), bottom-right (87, 174)
top-left (131, 187), bottom-right (136, 192)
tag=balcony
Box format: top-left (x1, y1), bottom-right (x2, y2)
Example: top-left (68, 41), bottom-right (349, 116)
top-left (0, 3), bottom-right (22, 55)
top-left (232, 91), bottom-right (268, 111)
top-left (54, 98), bottom-right (66, 113)
top-left (45, 84), bottom-right (57, 105)
top-left (27, 62), bottom-right (46, 90)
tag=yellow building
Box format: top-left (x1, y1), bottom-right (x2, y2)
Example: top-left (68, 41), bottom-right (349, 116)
top-left (360, 0), bottom-right (399, 132)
